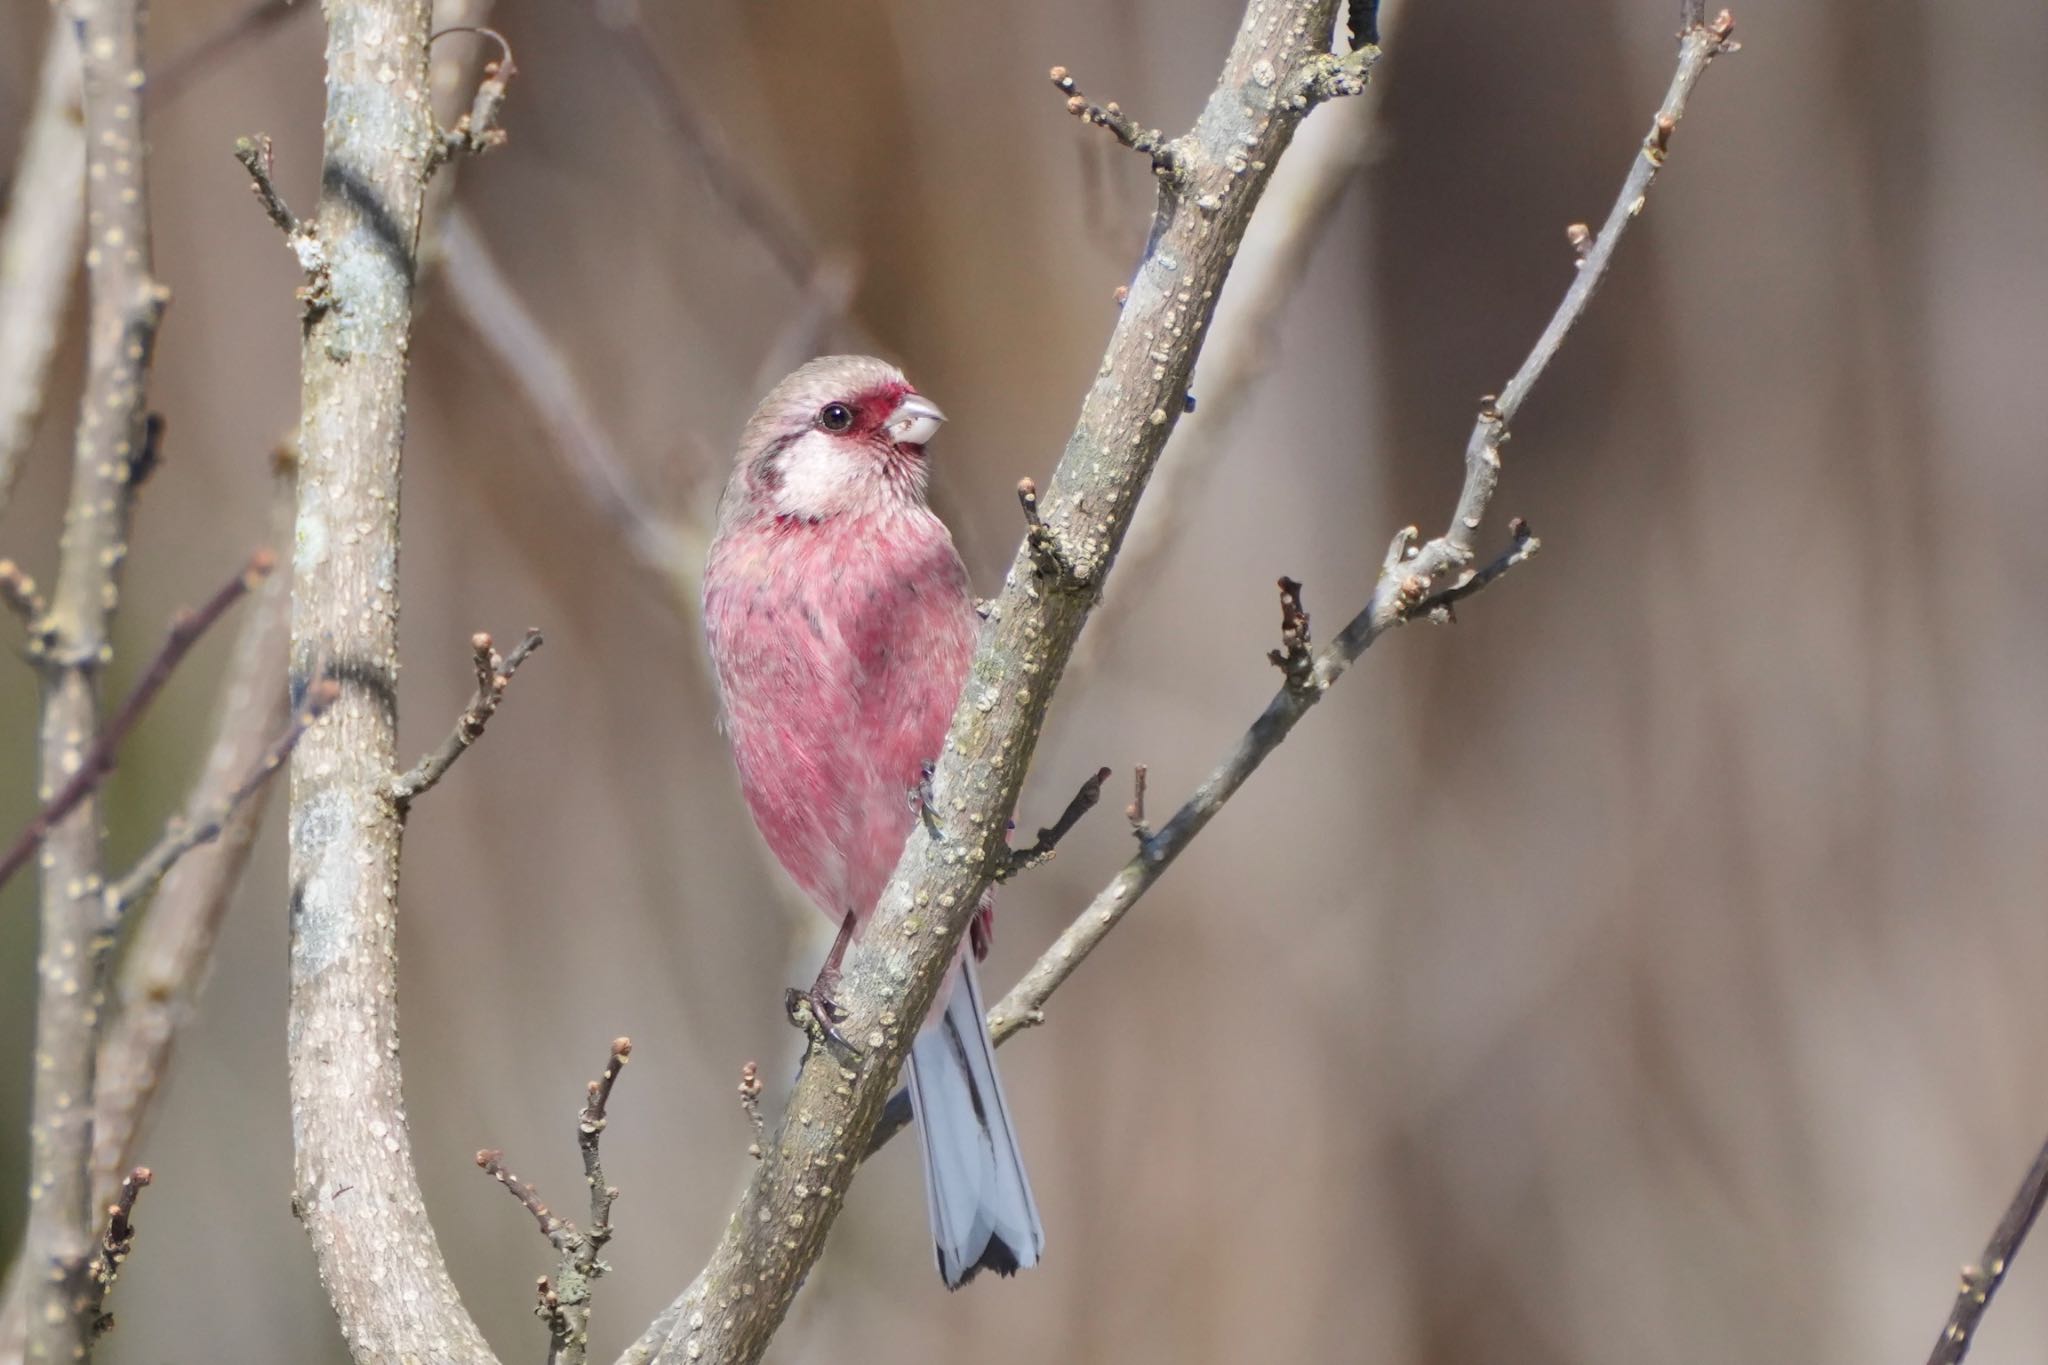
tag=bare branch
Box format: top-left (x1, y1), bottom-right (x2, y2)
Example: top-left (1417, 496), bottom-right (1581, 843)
top-left (0, 551), bottom-right (274, 896)
top-left (482, 1038), bottom-right (634, 1365)
top-left (0, 559), bottom-right (48, 627)
top-left (284, 4), bottom-right (498, 1360)
top-left (435, 207), bottom-right (701, 598)
top-left (1049, 66), bottom-right (1178, 174)
top-left (1926, 1131), bottom-right (2048, 1365)
top-left (1267, 576), bottom-right (1314, 691)
top-left (82, 1166), bottom-right (151, 1341)
top-left (994, 767), bottom-right (1113, 882)
top-left (390, 628), bottom-right (543, 811)
top-left (429, 25), bottom-right (517, 168)
top-left (107, 678), bottom-right (338, 915)
top-left (90, 456), bottom-right (296, 1206)
top-left (586, 0), bottom-right (819, 288)
top-left (22, 0), bottom-right (169, 1353)
top-left (153, 0), bottom-right (303, 103)
top-left (0, 19), bottom-right (85, 525)
top-left (984, 11), bottom-right (1736, 1047)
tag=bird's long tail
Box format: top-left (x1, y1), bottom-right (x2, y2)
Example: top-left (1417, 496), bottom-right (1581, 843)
top-left (906, 955), bottom-right (1043, 1288)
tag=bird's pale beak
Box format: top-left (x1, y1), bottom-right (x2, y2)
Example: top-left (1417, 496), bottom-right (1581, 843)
top-left (885, 393), bottom-right (946, 447)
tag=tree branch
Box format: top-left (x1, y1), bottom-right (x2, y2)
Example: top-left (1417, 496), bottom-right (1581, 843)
top-left (21, 0), bottom-right (169, 1356)
top-left (88, 457), bottom-right (298, 1208)
top-left (0, 18), bottom-right (85, 527)
top-left (861, 6), bottom-right (1734, 1161)
top-left (81, 1166), bottom-right (150, 1342)
top-left (390, 628), bottom-right (543, 812)
top-left (479, 1038), bottom-right (634, 1365)
top-left (621, 6), bottom-right (1382, 1362)
top-left (1926, 1130), bottom-right (2048, 1365)
top-left (0, 551), bottom-right (273, 895)
top-left (280, 3), bottom-right (501, 1361)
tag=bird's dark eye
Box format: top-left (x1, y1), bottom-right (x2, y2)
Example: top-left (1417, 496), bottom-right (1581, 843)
top-left (818, 402), bottom-right (855, 433)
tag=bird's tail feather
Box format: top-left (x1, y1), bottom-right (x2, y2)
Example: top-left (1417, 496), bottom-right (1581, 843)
top-left (906, 956), bottom-right (1043, 1288)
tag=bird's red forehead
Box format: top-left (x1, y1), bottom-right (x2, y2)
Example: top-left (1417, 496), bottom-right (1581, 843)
top-left (839, 379), bottom-right (912, 431)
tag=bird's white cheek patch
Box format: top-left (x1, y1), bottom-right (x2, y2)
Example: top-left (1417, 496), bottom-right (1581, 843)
top-left (774, 434), bottom-right (870, 520)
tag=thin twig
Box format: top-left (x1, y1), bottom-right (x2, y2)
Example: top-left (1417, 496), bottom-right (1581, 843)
top-left (982, 11), bottom-right (1736, 1048)
top-left (106, 678), bottom-right (338, 915)
top-left (586, 0), bottom-right (818, 287)
top-left (153, 0), bottom-right (303, 103)
top-left (429, 25), bottom-right (517, 167)
top-left (1925, 1132), bottom-right (2048, 1365)
top-left (0, 19), bottom-right (85, 526)
top-left (479, 1151), bottom-right (571, 1245)
top-left (0, 559), bottom-right (48, 626)
top-left (82, 1165), bottom-right (151, 1341)
top-left (1267, 576), bottom-right (1314, 691)
top-left (232, 135), bottom-right (299, 235)
top-left (390, 628), bottom-right (543, 812)
top-left (483, 1037), bottom-right (634, 1365)
top-left (993, 767), bottom-right (1113, 882)
top-left (435, 207), bottom-right (701, 599)
top-left (1049, 66), bottom-right (1179, 174)
top-left (0, 551), bottom-right (273, 896)
top-left (90, 454), bottom-right (297, 1206)
top-left (737, 1061), bottom-right (766, 1158)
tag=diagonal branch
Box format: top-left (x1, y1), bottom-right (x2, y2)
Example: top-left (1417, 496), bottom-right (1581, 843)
top-left (0, 551), bottom-right (273, 895)
top-left (390, 628), bottom-right (544, 812)
top-left (1925, 1130), bottom-right (2048, 1365)
top-left (0, 18), bottom-right (85, 527)
top-left (861, 9), bottom-right (1735, 1158)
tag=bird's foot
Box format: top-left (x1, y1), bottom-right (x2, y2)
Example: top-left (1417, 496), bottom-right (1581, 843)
top-left (785, 985), bottom-right (861, 1064)
top-left (908, 759), bottom-right (940, 839)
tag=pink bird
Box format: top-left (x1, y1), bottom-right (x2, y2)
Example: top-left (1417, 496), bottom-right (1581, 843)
top-left (703, 355), bottom-right (1043, 1287)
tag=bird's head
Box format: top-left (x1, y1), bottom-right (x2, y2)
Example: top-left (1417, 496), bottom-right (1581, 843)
top-left (728, 355), bottom-right (946, 525)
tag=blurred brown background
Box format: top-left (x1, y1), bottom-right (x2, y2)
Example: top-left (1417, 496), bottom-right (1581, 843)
top-left (6, 0), bottom-right (2048, 1360)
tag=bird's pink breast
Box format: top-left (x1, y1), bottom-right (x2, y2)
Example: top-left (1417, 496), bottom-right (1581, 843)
top-left (704, 507), bottom-right (978, 926)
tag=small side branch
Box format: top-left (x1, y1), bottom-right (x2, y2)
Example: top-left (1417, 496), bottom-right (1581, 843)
top-left (993, 767), bottom-right (1112, 882)
top-left (0, 551), bottom-right (274, 896)
top-left (1266, 576), bottom-right (1314, 692)
top-left (1049, 66), bottom-right (1179, 176)
top-left (390, 628), bottom-right (543, 813)
top-left (84, 1166), bottom-right (151, 1341)
top-left (232, 134), bottom-right (298, 235)
top-left (0, 558), bottom-right (48, 627)
top-left (1016, 477), bottom-right (1086, 586)
top-left (484, 1037), bottom-right (633, 1365)
top-left (429, 26), bottom-right (517, 168)
top-left (106, 677), bottom-right (339, 917)
top-left (1925, 1131), bottom-right (2048, 1365)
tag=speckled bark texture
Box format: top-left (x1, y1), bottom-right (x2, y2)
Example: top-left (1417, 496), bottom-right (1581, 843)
top-left (285, 3), bottom-right (496, 1362)
top-left (22, 1), bottom-right (166, 1359)
top-left (622, 4), bottom-right (1371, 1362)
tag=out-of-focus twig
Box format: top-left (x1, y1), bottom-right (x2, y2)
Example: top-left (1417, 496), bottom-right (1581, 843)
top-left (22, 0), bottom-right (170, 1357)
top-left (981, 10), bottom-right (1735, 1046)
top-left (436, 206), bottom-right (703, 598)
top-left (587, 0), bottom-right (817, 287)
top-left (0, 19), bottom-right (85, 526)
top-left (1926, 1130), bottom-right (2048, 1365)
top-left (390, 628), bottom-right (543, 812)
top-left (0, 551), bottom-right (273, 895)
top-left (81, 1166), bottom-right (150, 1342)
top-left (87, 458), bottom-right (297, 1208)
